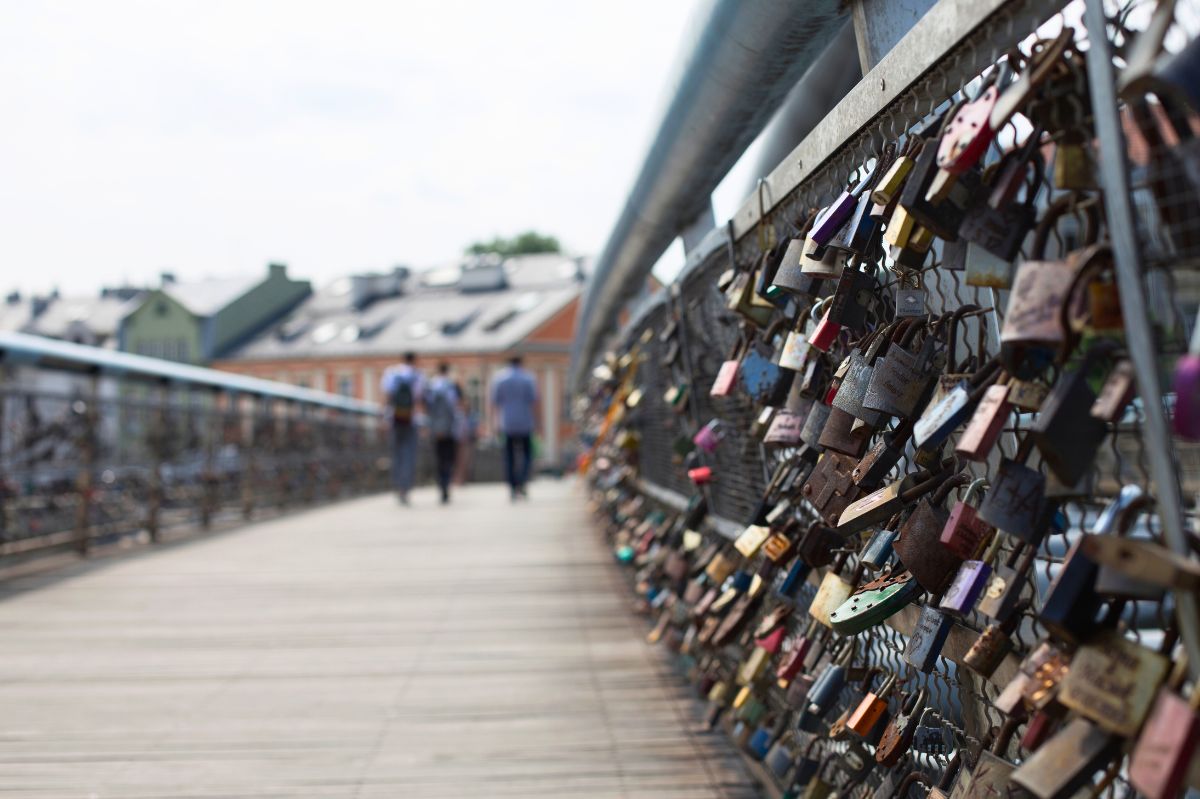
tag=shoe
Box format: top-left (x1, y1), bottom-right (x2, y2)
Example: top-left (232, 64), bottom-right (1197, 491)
top-left (440, 489), bottom-right (450, 504)
top-left (397, 491), bottom-right (410, 506)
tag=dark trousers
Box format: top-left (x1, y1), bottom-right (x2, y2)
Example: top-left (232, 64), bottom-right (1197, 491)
top-left (504, 434), bottom-right (532, 490)
top-left (391, 424), bottom-right (417, 492)
top-left (434, 437), bottom-right (458, 498)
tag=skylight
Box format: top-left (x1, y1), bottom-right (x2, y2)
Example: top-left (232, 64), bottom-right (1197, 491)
top-left (311, 321), bottom-right (339, 344)
top-left (407, 321), bottom-right (433, 339)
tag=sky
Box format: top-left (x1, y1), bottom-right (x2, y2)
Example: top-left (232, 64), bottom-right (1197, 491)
top-left (0, 1), bottom-right (703, 295)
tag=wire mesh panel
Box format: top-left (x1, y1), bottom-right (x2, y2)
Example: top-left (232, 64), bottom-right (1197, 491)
top-left (580, 1), bottom-right (1200, 797)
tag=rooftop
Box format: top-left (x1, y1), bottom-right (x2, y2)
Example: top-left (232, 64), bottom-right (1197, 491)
top-left (226, 253), bottom-right (587, 361)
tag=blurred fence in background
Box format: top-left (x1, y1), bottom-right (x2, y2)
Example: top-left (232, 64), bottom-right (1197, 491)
top-left (0, 332), bottom-right (387, 566)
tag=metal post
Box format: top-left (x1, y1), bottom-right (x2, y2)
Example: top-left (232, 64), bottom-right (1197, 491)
top-left (1083, 0), bottom-right (1200, 678)
top-left (73, 373), bottom-right (99, 556)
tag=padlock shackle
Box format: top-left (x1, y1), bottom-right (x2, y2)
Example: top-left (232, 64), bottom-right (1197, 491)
top-left (962, 477), bottom-right (989, 506)
top-left (1030, 192), bottom-right (1102, 261)
top-left (931, 472), bottom-right (971, 506)
top-left (1057, 245), bottom-right (1118, 360)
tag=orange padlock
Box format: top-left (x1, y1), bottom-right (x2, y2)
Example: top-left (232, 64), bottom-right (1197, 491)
top-left (847, 672), bottom-right (897, 736)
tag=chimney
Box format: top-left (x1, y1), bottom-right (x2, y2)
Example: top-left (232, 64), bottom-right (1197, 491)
top-left (30, 295), bottom-right (50, 318)
top-left (5, 291), bottom-right (20, 305)
top-left (269, 262), bottom-right (287, 279)
top-left (160, 272), bottom-right (177, 286)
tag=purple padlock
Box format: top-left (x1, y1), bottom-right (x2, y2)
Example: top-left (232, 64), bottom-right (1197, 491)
top-left (693, 419), bottom-right (723, 453)
top-left (1173, 355), bottom-right (1200, 439)
top-left (810, 165), bottom-right (878, 246)
top-left (938, 535), bottom-right (1002, 617)
top-left (810, 192), bottom-right (857, 245)
top-left (1173, 308), bottom-right (1200, 439)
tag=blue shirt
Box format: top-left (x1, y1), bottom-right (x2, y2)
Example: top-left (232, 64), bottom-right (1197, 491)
top-left (490, 366), bottom-right (538, 436)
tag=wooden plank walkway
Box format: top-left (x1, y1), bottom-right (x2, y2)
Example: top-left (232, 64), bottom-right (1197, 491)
top-left (0, 481), bottom-right (759, 798)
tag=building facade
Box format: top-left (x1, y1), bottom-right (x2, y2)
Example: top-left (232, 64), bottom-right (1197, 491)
top-left (212, 255), bottom-right (587, 470)
top-left (119, 263), bottom-right (311, 364)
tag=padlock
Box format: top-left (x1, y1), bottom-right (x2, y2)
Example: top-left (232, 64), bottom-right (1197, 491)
top-left (805, 641), bottom-right (855, 717)
top-left (1173, 304), bottom-right (1200, 439)
top-left (1020, 707), bottom-right (1062, 752)
top-left (976, 436), bottom-right (1046, 544)
top-left (852, 420), bottom-right (914, 488)
top-left (795, 521), bottom-right (840, 569)
top-left (893, 472), bottom-right (971, 593)
top-left (1037, 534), bottom-right (1103, 645)
top-left (1090, 358), bottom-right (1135, 422)
top-left (1129, 662), bottom-right (1200, 799)
top-left (799, 400), bottom-right (833, 450)
top-left (954, 380), bottom-right (1011, 462)
top-left (846, 671), bottom-right (897, 737)
top-left (740, 318), bottom-right (799, 406)
top-left (959, 129), bottom-right (1042, 262)
top-left (692, 419), bottom-right (723, 453)
top-left (903, 604), bottom-right (954, 673)
top-left (976, 541), bottom-right (1035, 622)
top-left (939, 533), bottom-right (1003, 617)
top-left (874, 687), bottom-right (928, 767)
top-left (862, 318), bottom-right (939, 420)
top-left (801, 236), bottom-right (849, 280)
top-left (961, 606), bottom-right (1024, 679)
top-left (825, 263), bottom-right (876, 333)
top-left (775, 622), bottom-right (817, 682)
top-left (912, 360), bottom-right (1002, 450)
top-left (859, 526), bottom-right (898, 571)
top-left (908, 707), bottom-right (951, 758)
top-left (818, 405), bottom-right (872, 457)
top-left (936, 65), bottom-right (1006, 173)
top-left (959, 717), bottom-right (1022, 799)
top-left (800, 452), bottom-right (862, 526)
top-left (940, 478), bottom-right (994, 559)
top-left (871, 137), bottom-right (919, 206)
top-left (1000, 194), bottom-right (1101, 352)
top-left (1032, 341), bottom-right (1117, 487)
top-left (829, 569), bottom-right (920, 635)
top-left (710, 332), bottom-right (747, 397)
top-left (831, 321), bottom-right (898, 421)
top-left (778, 551), bottom-right (813, 597)
top-left (808, 553), bottom-right (856, 628)
top-left (1087, 483), bottom-right (1166, 600)
top-left (835, 472), bottom-right (921, 536)
top-left (726, 264), bottom-right (775, 327)
top-left (1058, 629), bottom-right (1171, 737)
top-left (1010, 718), bottom-right (1119, 799)
top-left (764, 731), bottom-right (800, 779)
top-left (808, 305), bottom-right (842, 352)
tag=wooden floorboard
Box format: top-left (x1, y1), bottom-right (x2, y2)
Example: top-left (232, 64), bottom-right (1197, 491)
top-left (0, 480), bottom-right (759, 798)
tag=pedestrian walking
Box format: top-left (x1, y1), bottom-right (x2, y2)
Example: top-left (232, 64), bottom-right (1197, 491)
top-left (425, 363), bottom-right (460, 505)
top-left (381, 352), bottom-right (423, 505)
top-left (490, 355), bottom-right (538, 500)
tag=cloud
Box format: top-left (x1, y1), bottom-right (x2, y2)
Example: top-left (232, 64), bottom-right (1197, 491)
top-left (0, 0), bottom-right (695, 292)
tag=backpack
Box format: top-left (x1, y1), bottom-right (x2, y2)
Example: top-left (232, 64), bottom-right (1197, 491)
top-left (428, 387), bottom-right (456, 439)
top-left (391, 377), bottom-right (415, 424)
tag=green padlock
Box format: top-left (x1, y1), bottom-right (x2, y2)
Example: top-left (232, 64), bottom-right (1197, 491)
top-left (828, 569), bottom-right (921, 635)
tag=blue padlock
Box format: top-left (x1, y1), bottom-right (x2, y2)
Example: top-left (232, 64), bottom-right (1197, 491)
top-left (859, 528), bottom-right (897, 571)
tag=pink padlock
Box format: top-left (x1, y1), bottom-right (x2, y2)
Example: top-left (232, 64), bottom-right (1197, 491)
top-left (809, 309), bottom-right (841, 352)
top-left (688, 466), bottom-right (714, 485)
top-left (692, 420), bottom-right (723, 453)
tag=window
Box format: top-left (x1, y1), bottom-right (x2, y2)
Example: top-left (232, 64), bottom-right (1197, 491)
top-left (337, 375), bottom-right (354, 397)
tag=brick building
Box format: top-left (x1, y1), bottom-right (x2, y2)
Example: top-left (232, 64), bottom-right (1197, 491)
top-left (212, 254), bottom-right (588, 470)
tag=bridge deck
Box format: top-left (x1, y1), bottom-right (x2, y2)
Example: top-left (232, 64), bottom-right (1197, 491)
top-left (0, 481), bottom-right (757, 798)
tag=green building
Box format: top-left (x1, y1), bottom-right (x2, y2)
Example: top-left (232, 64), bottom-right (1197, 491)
top-left (119, 263), bottom-right (310, 364)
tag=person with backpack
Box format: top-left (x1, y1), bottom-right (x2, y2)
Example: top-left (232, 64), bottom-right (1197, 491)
top-left (490, 354), bottom-right (539, 500)
top-left (380, 352), bottom-right (423, 505)
top-left (424, 362), bottom-right (461, 505)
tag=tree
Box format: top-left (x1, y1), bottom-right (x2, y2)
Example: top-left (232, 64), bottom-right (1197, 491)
top-left (466, 230), bottom-right (562, 257)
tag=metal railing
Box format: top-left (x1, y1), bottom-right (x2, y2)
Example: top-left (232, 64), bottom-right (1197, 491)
top-left (0, 332), bottom-right (387, 563)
